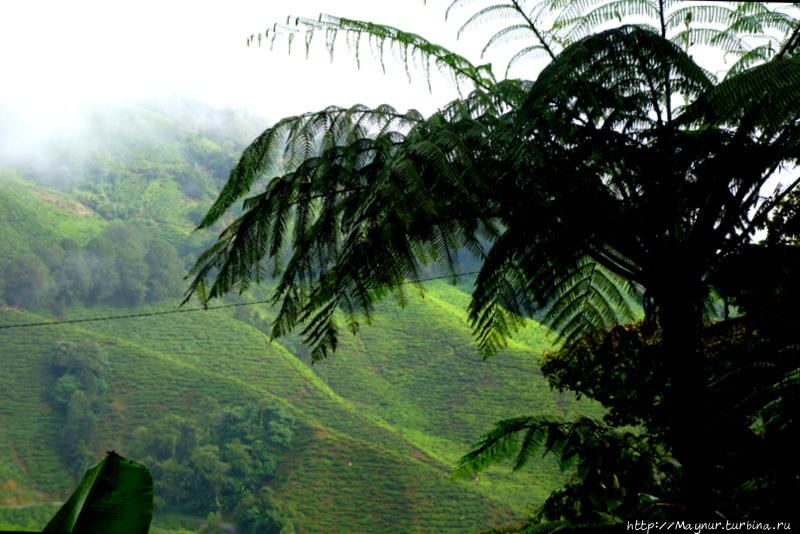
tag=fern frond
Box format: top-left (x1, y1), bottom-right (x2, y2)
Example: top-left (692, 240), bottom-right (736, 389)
top-left (198, 104), bottom-right (424, 228)
top-left (672, 28), bottom-right (749, 56)
top-left (446, 0), bottom-right (490, 21)
top-left (541, 258), bottom-right (639, 347)
top-left (665, 5), bottom-right (738, 32)
top-left (250, 14), bottom-right (497, 92)
top-left (441, 79), bottom-right (531, 118)
top-left (731, 3), bottom-right (798, 35)
top-left (481, 23), bottom-right (538, 58)
top-left (558, 0), bottom-right (659, 46)
top-left (189, 93), bottom-right (510, 359)
top-left (458, 4), bottom-right (523, 40)
top-left (468, 227), bottom-right (538, 357)
top-left (505, 44), bottom-right (551, 77)
top-left (681, 55), bottom-right (800, 139)
top-left (453, 416), bottom-right (606, 478)
top-left (724, 44), bottom-right (777, 77)
top-left (757, 365), bottom-right (800, 431)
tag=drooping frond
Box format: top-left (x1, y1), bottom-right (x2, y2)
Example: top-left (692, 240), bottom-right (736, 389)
top-left (468, 225), bottom-right (640, 356)
top-left (547, 1), bottom-right (800, 77)
top-left (248, 14), bottom-right (497, 92)
top-left (453, 415), bottom-right (607, 477)
top-left (481, 23), bottom-right (540, 59)
top-left (758, 365), bottom-right (800, 433)
top-left (553, 0), bottom-right (658, 24)
top-left (447, 0), bottom-right (560, 74)
top-left (665, 5), bottom-right (740, 33)
top-left (725, 44), bottom-right (777, 77)
top-left (542, 258), bottom-right (640, 346)
top-left (505, 44), bottom-right (553, 77)
top-left (187, 84), bottom-right (520, 360)
top-left (198, 104), bottom-right (425, 228)
top-left (467, 229), bottom-right (538, 357)
top-left (555, 0), bottom-right (660, 45)
top-left (440, 78), bottom-right (533, 119)
top-left (680, 55), bottom-right (800, 142)
top-left (458, 3), bottom-right (528, 40)
top-left (731, 1), bottom-right (800, 34)
top-left (524, 25), bottom-right (713, 128)
top-left (671, 27), bottom-right (750, 57)
top-left (666, 1), bottom-right (796, 67)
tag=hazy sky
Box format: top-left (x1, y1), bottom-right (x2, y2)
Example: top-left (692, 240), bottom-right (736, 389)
top-left (1, 1), bottom-right (787, 135)
top-left (1, 1), bottom-right (487, 129)
top-left (2, 0), bottom-right (762, 129)
top-left (1, 1), bottom-right (791, 239)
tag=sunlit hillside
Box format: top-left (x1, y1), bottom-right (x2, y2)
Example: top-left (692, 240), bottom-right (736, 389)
top-left (0, 104), bottom-right (599, 533)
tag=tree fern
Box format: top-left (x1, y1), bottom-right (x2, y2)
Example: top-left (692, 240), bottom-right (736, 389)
top-left (189, 3), bottom-right (800, 518)
top-left (190, 5), bottom-right (800, 368)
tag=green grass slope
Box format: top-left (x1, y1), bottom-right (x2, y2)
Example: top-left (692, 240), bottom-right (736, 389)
top-left (0, 307), bottom-right (517, 532)
top-left (0, 106), bottom-right (604, 532)
top-left (0, 172), bottom-right (104, 261)
top-left (292, 283), bottom-right (602, 510)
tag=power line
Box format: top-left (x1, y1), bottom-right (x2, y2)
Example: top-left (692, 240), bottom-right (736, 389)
top-left (0, 299), bottom-right (272, 330)
top-left (0, 271), bottom-right (479, 330)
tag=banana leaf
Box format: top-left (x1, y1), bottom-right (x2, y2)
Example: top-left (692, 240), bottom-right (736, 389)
top-left (41, 451), bottom-right (153, 534)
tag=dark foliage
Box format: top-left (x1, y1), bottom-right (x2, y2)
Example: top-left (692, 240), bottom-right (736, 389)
top-left (185, 1), bottom-right (800, 526)
top-left (128, 400), bottom-right (297, 532)
top-left (47, 340), bottom-right (110, 477)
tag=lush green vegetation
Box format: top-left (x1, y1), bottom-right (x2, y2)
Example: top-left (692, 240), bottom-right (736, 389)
top-left (6, 1), bottom-right (800, 529)
top-left (0, 104), bottom-right (593, 532)
top-left (188, 0), bottom-right (800, 529)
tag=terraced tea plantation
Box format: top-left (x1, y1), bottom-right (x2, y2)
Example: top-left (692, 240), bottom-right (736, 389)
top-left (0, 105), bottom-right (601, 533)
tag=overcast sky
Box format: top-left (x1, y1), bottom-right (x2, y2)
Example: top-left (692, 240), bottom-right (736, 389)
top-left (2, 0), bottom-right (790, 139)
top-left (0, 1), bottom-right (490, 130)
top-left (3, 0), bottom-right (793, 242)
top-left (3, 0), bottom-right (765, 129)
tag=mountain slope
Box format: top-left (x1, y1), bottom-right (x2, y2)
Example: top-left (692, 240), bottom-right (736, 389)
top-left (0, 307), bottom-right (516, 532)
top-left (0, 104), bottom-right (601, 532)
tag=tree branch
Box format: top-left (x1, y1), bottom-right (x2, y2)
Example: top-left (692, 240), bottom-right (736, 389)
top-left (738, 172), bottom-right (800, 244)
top-left (775, 20), bottom-right (800, 60)
top-left (510, 0), bottom-right (557, 60)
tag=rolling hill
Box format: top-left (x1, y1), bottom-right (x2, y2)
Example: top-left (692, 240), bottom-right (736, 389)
top-left (0, 104), bottom-right (601, 533)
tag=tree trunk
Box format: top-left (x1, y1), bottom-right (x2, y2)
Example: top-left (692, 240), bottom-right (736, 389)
top-left (657, 281), bottom-right (713, 517)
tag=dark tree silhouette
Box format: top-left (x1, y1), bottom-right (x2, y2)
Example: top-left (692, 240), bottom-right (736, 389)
top-left (187, 1), bottom-right (800, 523)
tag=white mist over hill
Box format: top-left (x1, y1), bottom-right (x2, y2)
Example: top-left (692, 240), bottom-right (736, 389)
top-left (1, 0), bottom-right (501, 186)
top-left (2, 0), bottom-right (789, 216)
top-left (0, 1), bottom-right (472, 134)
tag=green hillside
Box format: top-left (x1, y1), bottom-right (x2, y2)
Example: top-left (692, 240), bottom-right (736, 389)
top-left (0, 307), bottom-right (515, 532)
top-left (0, 172), bottom-right (104, 260)
top-left (0, 104), bottom-right (600, 533)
